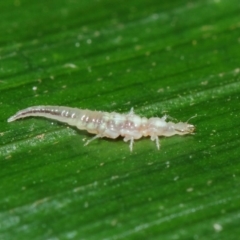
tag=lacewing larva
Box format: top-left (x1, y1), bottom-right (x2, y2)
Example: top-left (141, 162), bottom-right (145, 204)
top-left (8, 106), bottom-right (195, 151)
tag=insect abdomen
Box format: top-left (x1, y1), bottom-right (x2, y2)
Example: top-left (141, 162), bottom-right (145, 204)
top-left (7, 106), bottom-right (81, 127)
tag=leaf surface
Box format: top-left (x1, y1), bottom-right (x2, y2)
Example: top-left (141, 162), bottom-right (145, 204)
top-left (1, 0), bottom-right (240, 239)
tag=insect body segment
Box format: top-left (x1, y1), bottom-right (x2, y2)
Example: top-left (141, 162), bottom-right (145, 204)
top-left (8, 106), bottom-right (195, 151)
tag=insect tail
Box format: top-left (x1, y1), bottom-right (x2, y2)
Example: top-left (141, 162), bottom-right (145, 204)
top-left (7, 106), bottom-right (80, 126)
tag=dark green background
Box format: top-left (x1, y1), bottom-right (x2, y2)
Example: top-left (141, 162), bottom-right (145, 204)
top-left (1, 0), bottom-right (240, 239)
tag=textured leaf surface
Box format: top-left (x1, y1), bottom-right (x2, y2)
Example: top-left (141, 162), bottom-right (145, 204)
top-left (1, 0), bottom-right (240, 239)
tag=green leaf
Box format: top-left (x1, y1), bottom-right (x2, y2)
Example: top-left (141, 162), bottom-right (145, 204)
top-left (1, 0), bottom-right (240, 239)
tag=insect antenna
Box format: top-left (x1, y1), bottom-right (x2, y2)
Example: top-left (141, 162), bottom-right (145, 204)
top-left (186, 114), bottom-right (198, 123)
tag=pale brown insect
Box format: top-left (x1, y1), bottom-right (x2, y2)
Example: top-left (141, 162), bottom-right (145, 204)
top-left (8, 106), bottom-right (195, 151)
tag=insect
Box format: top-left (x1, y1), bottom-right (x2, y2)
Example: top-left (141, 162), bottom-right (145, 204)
top-left (8, 106), bottom-right (195, 151)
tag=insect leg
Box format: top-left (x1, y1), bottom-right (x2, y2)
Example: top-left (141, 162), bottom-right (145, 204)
top-left (151, 135), bottom-right (160, 150)
top-left (129, 137), bottom-right (134, 152)
top-left (155, 136), bottom-right (160, 150)
top-left (161, 115), bottom-right (167, 121)
top-left (128, 107), bottom-right (134, 115)
top-left (123, 136), bottom-right (134, 152)
top-left (162, 114), bottom-right (177, 122)
top-left (84, 134), bottom-right (102, 146)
